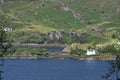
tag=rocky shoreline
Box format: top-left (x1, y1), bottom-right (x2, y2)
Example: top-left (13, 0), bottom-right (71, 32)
top-left (1, 43), bottom-right (118, 60)
top-left (50, 53), bottom-right (117, 60)
top-left (1, 54), bottom-right (117, 60)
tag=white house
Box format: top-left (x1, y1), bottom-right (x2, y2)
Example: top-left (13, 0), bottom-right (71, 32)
top-left (117, 41), bottom-right (120, 45)
top-left (4, 27), bottom-right (12, 32)
top-left (87, 49), bottom-right (96, 55)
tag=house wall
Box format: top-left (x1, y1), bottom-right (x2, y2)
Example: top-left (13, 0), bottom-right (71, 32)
top-left (87, 50), bottom-right (96, 55)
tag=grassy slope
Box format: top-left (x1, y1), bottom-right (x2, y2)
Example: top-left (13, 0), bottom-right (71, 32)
top-left (0, 0), bottom-right (119, 45)
top-left (0, 0), bottom-right (119, 31)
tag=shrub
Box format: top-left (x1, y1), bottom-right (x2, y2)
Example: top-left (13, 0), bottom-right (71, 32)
top-left (70, 47), bottom-right (86, 56)
top-left (97, 45), bottom-right (119, 54)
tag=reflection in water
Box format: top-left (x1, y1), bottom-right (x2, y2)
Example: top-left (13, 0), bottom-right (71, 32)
top-left (0, 59), bottom-right (4, 80)
top-left (102, 60), bottom-right (120, 80)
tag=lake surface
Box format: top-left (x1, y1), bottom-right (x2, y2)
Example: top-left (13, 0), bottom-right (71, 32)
top-left (7, 46), bottom-right (64, 53)
top-left (0, 59), bottom-right (112, 80)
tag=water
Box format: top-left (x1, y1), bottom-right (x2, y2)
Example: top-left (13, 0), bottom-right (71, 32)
top-left (0, 59), bottom-right (111, 80)
top-left (7, 46), bottom-right (64, 53)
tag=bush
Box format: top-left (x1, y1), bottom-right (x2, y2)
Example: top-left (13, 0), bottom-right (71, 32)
top-left (14, 48), bottom-right (49, 56)
top-left (70, 47), bottom-right (86, 56)
top-left (63, 33), bottom-right (73, 44)
top-left (97, 45), bottom-right (119, 54)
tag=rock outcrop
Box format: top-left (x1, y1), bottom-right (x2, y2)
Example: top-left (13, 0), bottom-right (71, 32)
top-left (45, 30), bottom-right (89, 44)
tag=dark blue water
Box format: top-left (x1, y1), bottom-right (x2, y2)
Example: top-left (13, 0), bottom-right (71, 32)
top-left (1, 59), bottom-right (110, 80)
top-left (7, 46), bottom-right (64, 53)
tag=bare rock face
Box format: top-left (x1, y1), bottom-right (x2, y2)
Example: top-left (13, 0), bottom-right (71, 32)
top-left (0, 0), bottom-right (4, 3)
top-left (117, 8), bottom-right (120, 12)
top-left (74, 33), bottom-right (89, 44)
top-left (115, 32), bottom-right (120, 39)
top-left (59, 2), bottom-right (82, 20)
top-left (46, 30), bottom-right (89, 44)
top-left (90, 28), bottom-right (106, 34)
top-left (46, 31), bottom-right (63, 40)
top-left (72, 10), bottom-right (82, 19)
top-left (60, 3), bottom-right (71, 11)
top-left (46, 31), bottom-right (66, 44)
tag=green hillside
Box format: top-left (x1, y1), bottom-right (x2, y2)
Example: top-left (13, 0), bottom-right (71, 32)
top-left (0, 0), bottom-right (120, 45)
top-left (0, 0), bottom-right (120, 31)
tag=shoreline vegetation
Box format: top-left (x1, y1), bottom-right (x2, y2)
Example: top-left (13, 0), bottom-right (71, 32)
top-left (0, 43), bottom-right (118, 60)
top-left (0, 0), bottom-right (120, 61)
top-left (1, 54), bottom-right (117, 60)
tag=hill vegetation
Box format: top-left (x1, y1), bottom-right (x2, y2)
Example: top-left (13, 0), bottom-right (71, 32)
top-left (0, 0), bottom-right (120, 29)
top-left (0, 0), bottom-right (120, 46)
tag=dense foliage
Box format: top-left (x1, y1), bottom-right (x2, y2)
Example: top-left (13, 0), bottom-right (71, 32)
top-left (70, 47), bottom-right (86, 56)
top-left (97, 45), bottom-right (120, 55)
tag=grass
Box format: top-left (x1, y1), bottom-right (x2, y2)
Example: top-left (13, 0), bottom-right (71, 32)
top-left (65, 43), bottom-right (91, 51)
top-left (20, 24), bottom-right (57, 33)
top-left (9, 47), bottom-right (49, 56)
top-left (0, 0), bottom-right (119, 30)
top-left (0, 0), bottom-right (119, 45)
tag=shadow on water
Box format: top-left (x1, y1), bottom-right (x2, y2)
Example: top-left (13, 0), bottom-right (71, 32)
top-left (102, 57), bottom-right (120, 80)
top-left (0, 59), bottom-right (4, 80)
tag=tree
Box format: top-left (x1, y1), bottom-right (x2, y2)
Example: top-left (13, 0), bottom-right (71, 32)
top-left (0, 14), bottom-right (12, 80)
top-left (0, 14), bottom-right (7, 57)
top-left (0, 25), bottom-right (6, 56)
top-left (112, 34), bottom-right (116, 39)
top-left (102, 46), bottom-right (120, 80)
top-left (70, 47), bottom-right (86, 56)
top-left (102, 60), bottom-right (120, 80)
top-left (0, 27), bottom-right (5, 46)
